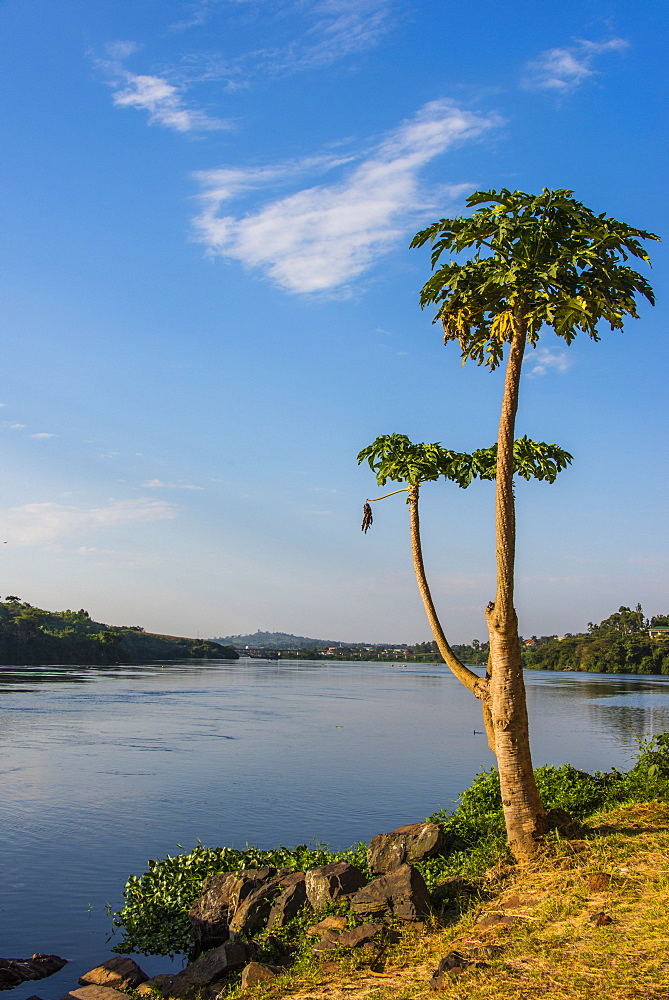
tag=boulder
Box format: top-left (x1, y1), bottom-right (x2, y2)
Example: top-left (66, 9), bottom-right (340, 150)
top-left (227, 868), bottom-right (280, 913)
top-left (240, 963), bottom-right (282, 989)
top-left (229, 878), bottom-right (285, 936)
top-left (311, 930), bottom-right (343, 956)
top-left (61, 989), bottom-right (128, 1000)
top-left (78, 958), bottom-right (147, 990)
top-left (0, 955), bottom-right (67, 991)
top-left (136, 975), bottom-right (176, 998)
top-left (305, 862), bottom-right (367, 909)
top-left (312, 922), bottom-right (382, 955)
top-left (349, 864), bottom-right (431, 921)
top-left (188, 873), bottom-right (236, 952)
top-left (306, 915), bottom-right (347, 937)
top-left (267, 874), bottom-right (307, 930)
top-left (429, 950), bottom-right (489, 988)
top-left (338, 924), bottom-right (382, 949)
top-left (368, 822), bottom-right (444, 874)
top-left (168, 941), bottom-right (254, 995)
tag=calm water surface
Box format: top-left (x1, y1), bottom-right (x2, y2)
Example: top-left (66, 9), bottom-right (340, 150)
top-left (2, 659), bottom-right (668, 998)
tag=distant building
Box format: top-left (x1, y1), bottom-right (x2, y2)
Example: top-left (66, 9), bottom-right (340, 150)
top-left (649, 626), bottom-right (669, 640)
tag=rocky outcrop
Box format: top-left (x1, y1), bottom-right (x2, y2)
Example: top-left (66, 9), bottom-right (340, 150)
top-left (368, 822), bottom-right (444, 874)
top-left (57, 816), bottom-right (438, 1000)
top-left (267, 873), bottom-right (307, 929)
top-left (78, 958), bottom-right (147, 990)
top-left (349, 864), bottom-right (431, 921)
top-left (311, 921), bottom-right (382, 955)
top-left (188, 872), bottom-right (236, 953)
top-left (62, 988), bottom-right (129, 1000)
top-left (0, 955), bottom-right (67, 991)
top-left (240, 962), bottom-right (283, 989)
top-left (168, 941), bottom-right (255, 997)
top-left (305, 862), bottom-right (367, 909)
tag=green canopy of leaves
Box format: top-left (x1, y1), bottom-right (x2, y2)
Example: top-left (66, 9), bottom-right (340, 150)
top-left (357, 433), bottom-right (572, 488)
top-left (411, 188), bottom-right (659, 369)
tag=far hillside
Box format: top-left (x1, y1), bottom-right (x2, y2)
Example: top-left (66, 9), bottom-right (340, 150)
top-left (214, 630), bottom-right (351, 651)
top-left (0, 598), bottom-right (238, 665)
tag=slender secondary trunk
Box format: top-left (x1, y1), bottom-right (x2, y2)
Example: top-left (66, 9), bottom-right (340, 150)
top-left (486, 314), bottom-right (546, 860)
top-left (407, 485), bottom-right (493, 748)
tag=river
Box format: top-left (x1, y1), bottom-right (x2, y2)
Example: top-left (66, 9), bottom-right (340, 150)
top-left (2, 659), bottom-right (668, 998)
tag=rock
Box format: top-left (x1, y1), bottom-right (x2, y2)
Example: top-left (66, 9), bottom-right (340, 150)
top-left (188, 873), bottom-right (236, 953)
top-left (349, 864), bottom-right (431, 921)
top-left (311, 922), bottom-right (381, 955)
top-left (590, 910), bottom-right (613, 926)
top-left (78, 957), bottom-right (148, 989)
top-left (267, 875), bottom-right (307, 929)
top-left (0, 955), bottom-right (68, 990)
top-left (61, 989), bottom-right (129, 1000)
top-left (240, 963), bottom-right (282, 989)
top-left (429, 951), bottom-right (489, 988)
top-left (312, 930), bottom-right (343, 956)
top-left (368, 822), bottom-right (444, 874)
top-left (136, 975), bottom-right (176, 997)
top-left (228, 869), bottom-right (280, 913)
top-left (168, 941), bottom-right (254, 995)
top-left (306, 915), bottom-right (348, 936)
top-left (305, 862), bottom-right (367, 909)
top-left (338, 924), bottom-right (382, 949)
top-left (230, 871), bottom-right (299, 935)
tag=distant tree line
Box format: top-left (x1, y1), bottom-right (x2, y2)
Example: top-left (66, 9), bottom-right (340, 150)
top-left (0, 598), bottom-right (238, 665)
top-left (522, 605), bottom-right (669, 675)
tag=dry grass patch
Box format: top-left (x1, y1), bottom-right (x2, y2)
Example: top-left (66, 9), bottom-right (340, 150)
top-left (237, 803), bottom-right (669, 1000)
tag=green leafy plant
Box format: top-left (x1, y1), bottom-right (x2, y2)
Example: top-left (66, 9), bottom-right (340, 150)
top-left (111, 842), bottom-right (369, 958)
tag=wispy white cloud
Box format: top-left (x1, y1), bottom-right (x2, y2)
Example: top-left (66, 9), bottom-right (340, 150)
top-left (258, 0), bottom-right (396, 73)
top-left (0, 498), bottom-right (177, 546)
top-left (142, 479), bottom-right (204, 490)
top-left (523, 37), bottom-right (628, 93)
top-left (30, 432), bottom-right (57, 439)
top-left (172, 0), bottom-right (395, 71)
top-left (193, 100), bottom-right (498, 293)
top-left (10, 423), bottom-right (26, 430)
top-left (97, 43), bottom-right (229, 133)
top-left (525, 347), bottom-right (573, 378)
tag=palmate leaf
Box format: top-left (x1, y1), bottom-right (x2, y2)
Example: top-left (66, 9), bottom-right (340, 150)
top-left (357, 434), bottom-right (572, 489)
top-left (411, 188), bottom-right (659, 370)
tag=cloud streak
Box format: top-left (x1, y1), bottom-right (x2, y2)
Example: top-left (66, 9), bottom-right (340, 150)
top-left (97, 43), bottom-right (229, 133)
top-left (525, 347), bottom-right (573, 378)
top-left (172, 0), bottom-right (395, 71)
top-left (0, 498), bottom-right (177, 546)
top-left (142, 479), bottom-right (204, 490)
top-left (193, 100), bottom-right (498, 293)
top-left (523, 37), bottom-right (628, 93)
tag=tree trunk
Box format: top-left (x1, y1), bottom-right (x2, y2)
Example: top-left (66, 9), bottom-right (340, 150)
top-left (487, 316), bottom-right (546, 860)
top-left (407, 485), bottom-right (491, 743)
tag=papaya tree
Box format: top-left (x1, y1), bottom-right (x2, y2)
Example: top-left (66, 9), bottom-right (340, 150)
top-left (402, 188), bottom-right (658, 858)
top-left (358, 433), bottom-right (572, 761)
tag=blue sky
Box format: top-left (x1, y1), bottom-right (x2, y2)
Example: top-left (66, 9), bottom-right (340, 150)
top-left (1, 0), bottom-right (666, 643)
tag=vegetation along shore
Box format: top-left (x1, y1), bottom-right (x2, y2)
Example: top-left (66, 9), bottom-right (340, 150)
top-left (0, 597), bottom-right (237, 665)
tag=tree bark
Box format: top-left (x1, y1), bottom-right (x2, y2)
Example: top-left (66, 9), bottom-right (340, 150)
top-left (407, 486), bottom-right (490, 720)
top-left (487, 316), bottom-right (546, 860)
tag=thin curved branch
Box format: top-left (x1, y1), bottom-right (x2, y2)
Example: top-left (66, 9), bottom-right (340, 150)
top-left (407, 484), bottom-right (487, 700)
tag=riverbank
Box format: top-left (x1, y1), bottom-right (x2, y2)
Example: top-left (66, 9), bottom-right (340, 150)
top-left (247, 800), bottom-right (669, 1000)
top-left (54, 800), bottom-right (669, 1000)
